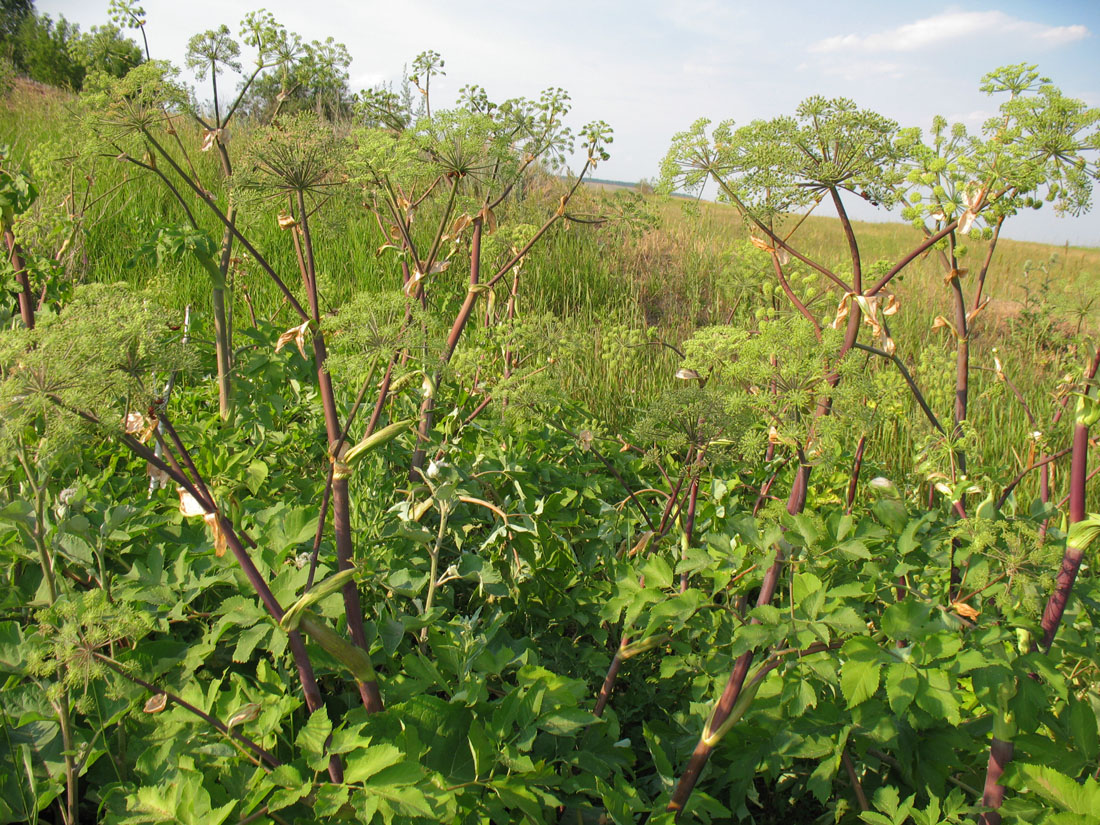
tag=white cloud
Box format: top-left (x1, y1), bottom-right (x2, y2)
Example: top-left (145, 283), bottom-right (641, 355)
top-left (811, 58), bottom-right (908, 82)
top-left (811, 10), bottom-right (1088, 53)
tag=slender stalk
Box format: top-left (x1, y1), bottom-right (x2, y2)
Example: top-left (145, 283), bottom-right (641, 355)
top-left (852, 343), bottom-right (944, 434)
top-left (973, 216), bottom-right (1004, 311)
top-left (211, 281), bottom-right (232, 420)
top-left (54, 692), bottom-right (78, 825)
top-left (841, 749), bottom-right (869, 812)
top-left (410, 217), bottom-right (483, 477)
top-left (947, 247), bottom-right (970, 476)
top-left (846, 435), bottom-right (867, 514)
top-left (421, 502), bottom-right (451, 643)
top-left (14, 445), bottom-right (76, 822)
top-left (994, 445), bottom-right (1072, 511)
top-left (593, 471), bottom-right (688, 717)
top-left (139, 128), bottom-right (310, 321)
top-left (94, 654), bottom-right (280, 768)
top-left (679, 472), bottom-right (700, 593)
top-left (141, 418), bottom-right (342, 780)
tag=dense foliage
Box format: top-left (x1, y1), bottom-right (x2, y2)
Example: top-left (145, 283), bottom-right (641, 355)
top-left (0, 0), bottom-right (143, 91)
top-left (1, 6), bottom-right (1099, 825)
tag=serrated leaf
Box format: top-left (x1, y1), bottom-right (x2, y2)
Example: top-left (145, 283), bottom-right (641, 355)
top-left (881, 600), bottom-right (938, 640)
top-left (841, 657), bottom-right (882, 708)
top-left (1015, 763), bottom-right (1100, 816)
top-left (641, 555), bottom-right (674, 590)
top-left (295, 705), bottom-right (332, 761)
top-left (343, 744), bottom-right (403, 783)
top-left (885, 662), bottom-right (919, 715)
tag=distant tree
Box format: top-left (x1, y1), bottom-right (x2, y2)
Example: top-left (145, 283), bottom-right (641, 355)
top-left (6, 8), bottom-right (142, 90)
top-left (0, 0), bottom-right (33, 46)
top-left (238, 35), bottom-right (353, 120)
top-left (14, 12), bottom-right (84, 89)
top-left (70, 22), bottom-right (143, 79)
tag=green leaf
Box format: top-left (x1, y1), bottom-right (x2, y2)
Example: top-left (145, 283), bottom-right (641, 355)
top-left (841, 657), bottom-right (882, 708)
top-left (231, 623), bottom-right (269, 663)
top-left (915, 668), bottom-right (960, 725)
top-left (884, 662), bottom-right (919, 715)
top-left (539, 707), bottom-right (596, 736)
top-left (295, 705), bottom-right (332, 765)
top-left (245, 460), bottom-right (269, 495)
top-left (1067, 697), bottom-right (1099, 763)
top-left (1015, 763), bottom-right (1100, 816)
top-left (641, 555), bottom-right (674, 590)
top-left (840, 636), bottom-right (883, 708)
top-left (343, 744), bottom-right (403, 783)
top-left (873, 499), bottom-right (908, 533)
top-left (881, 600), bottom-right (938, 640)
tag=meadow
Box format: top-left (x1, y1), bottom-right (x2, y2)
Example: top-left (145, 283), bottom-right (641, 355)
top-left (1, 42), bottom-right (1099, 825)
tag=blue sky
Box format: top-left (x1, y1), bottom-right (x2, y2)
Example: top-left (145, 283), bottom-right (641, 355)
top-left (39, 0), bottom-right (1100, 245)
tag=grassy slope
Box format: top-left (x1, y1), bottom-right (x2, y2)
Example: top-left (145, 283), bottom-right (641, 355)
top-left (3, 79), bottom-right (1098, 507)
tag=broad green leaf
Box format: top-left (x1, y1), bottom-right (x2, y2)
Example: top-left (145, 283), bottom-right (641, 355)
top-left (295, 705), bottom-right (332, 764)
top-left (1067, 697), bottom-right (1099, 763)
top-left (1016, 763), bottom-right (1100, 816)
top-left (539, 707), bottom-right (596, 736)
top-left (641, 555), bottom-right (674, 590)
top-left (885, 662), bottom-right (919, 715)
top-left (841, 657), bottom-right (882, 708)
top-left (881, 600), bottom-right (937, 640)
top-left (915, 668), bottom-right (960, 725)
top-left (343, 744), bottom-right (403, 783)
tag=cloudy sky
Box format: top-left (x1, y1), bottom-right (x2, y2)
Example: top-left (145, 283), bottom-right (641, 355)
top-left (38, 0), bottom-right (1100, 245)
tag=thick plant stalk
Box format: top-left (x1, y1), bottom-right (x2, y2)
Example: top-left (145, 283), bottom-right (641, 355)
top-left (1037, 348), bottom-right (1099, 649)
top-left (667, 483), bottom-right (800, 817)
top-left (1041, 350), bottom-right (1100, 533)
top-left (295, 193), bottom-right (383, 713)
top-left (4, 227), bottom-right (34, 329)
top-left (985, 354), bottom-right (1096, 819)
top-left (978, 736), bottom-right (1015, 825)
top-left (1038, 418), bottom-right (1091, 650)
top-left (979, 694), bottom-right (1018, 825)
